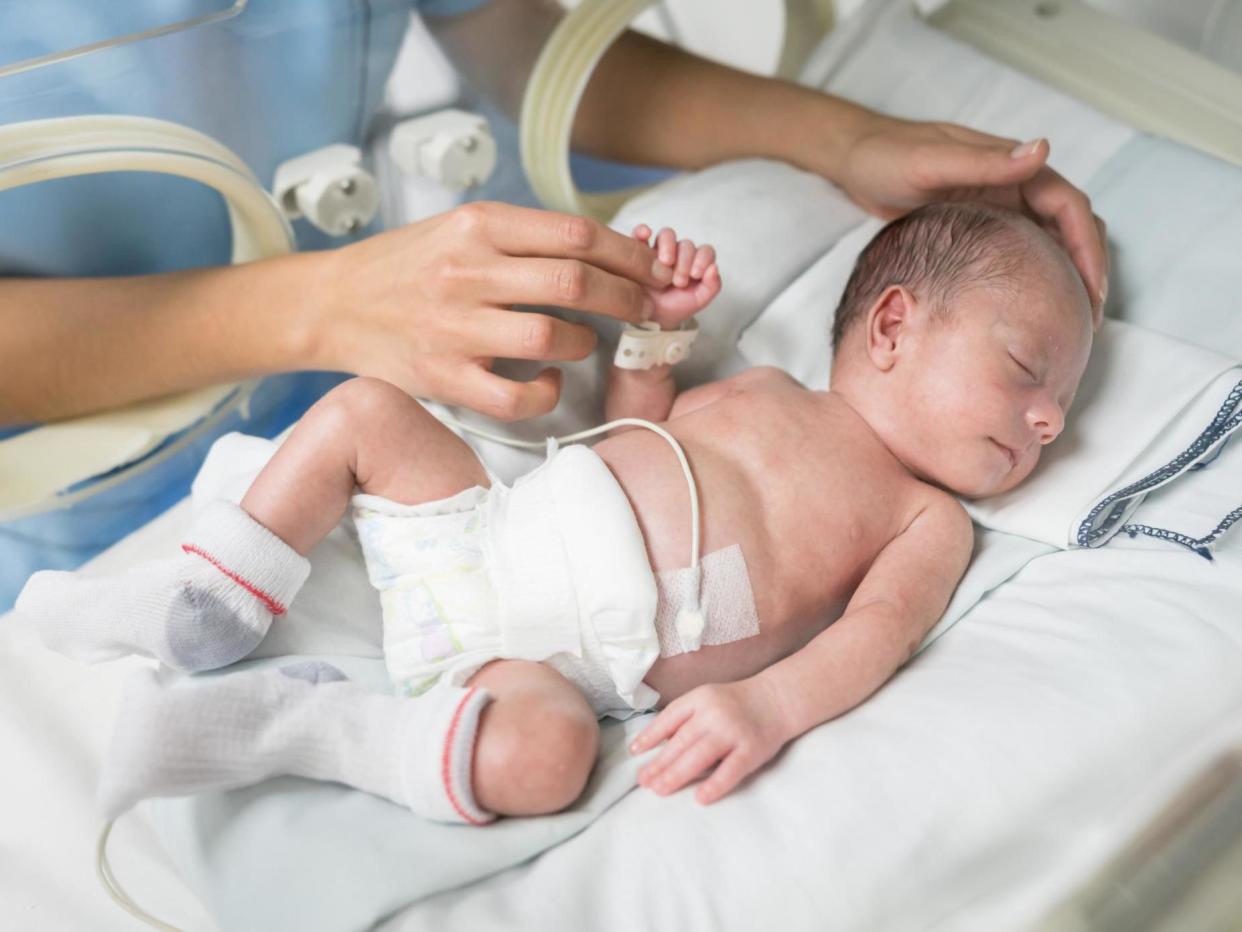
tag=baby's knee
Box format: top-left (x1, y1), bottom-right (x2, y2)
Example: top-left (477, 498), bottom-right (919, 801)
top-left (474, 689), bottom-right (600, 817)
top-left (317, 380), bottom-right (419, 422)
top-left (310, 377), bottom-right (419, 434)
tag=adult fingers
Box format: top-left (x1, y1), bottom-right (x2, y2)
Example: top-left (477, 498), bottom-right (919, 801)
top-left (1094, 213), bottom-right (1109, 327)
top-left (909, 137), bottom-right (1048, 192)
top-left (438, 363), bottom-right (564, 422)
top-left (477, 256), bottom-right (655, 324)
top-left (455, 308), bottom-right (598, 363)
top-left (1020, 166), bottom-right (1108, 313)
top-left (452, 201), bottom-right (672, 287)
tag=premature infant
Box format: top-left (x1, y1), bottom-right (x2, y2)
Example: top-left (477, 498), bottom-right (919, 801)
top-left (18, 202), bottom-right (1092, 825)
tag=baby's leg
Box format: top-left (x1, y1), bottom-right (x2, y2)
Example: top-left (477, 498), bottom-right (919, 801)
top-left (242, 376), bottom-right (490, 554)
top-left (98, 659), bottom-right (600, 823)
top-left (17, 377), bottom-right (486, 673)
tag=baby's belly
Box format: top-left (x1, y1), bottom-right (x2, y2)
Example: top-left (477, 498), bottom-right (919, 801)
top-left (594, 432), bottom-right (858, 706)
top-left (641, 601), bottom-right (841, 706)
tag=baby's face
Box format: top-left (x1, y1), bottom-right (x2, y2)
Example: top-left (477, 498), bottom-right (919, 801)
top-left (896, 273), bottom-right (1092, 498)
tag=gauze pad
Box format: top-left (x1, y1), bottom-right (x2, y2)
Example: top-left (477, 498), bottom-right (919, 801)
top-left (654, 544), bottom-right (759, 657)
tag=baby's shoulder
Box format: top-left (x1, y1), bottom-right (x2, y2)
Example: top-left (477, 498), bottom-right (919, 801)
top-left (732, 366), bottom-right (803, 390)
top-left (906, 482), bottom-right (974, 549)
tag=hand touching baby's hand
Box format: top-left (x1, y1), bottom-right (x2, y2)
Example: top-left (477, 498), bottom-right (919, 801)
top-left (633, 224), bottom-right (722, 329)
top-left (630, 678), bottom-right (789, 805)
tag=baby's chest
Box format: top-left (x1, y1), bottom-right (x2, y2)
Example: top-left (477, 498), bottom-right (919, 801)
top-left (756, 441), bottom-right (916, 603)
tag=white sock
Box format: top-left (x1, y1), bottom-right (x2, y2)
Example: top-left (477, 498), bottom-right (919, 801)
top-left (15, 500), bottom-right (310, 673)
top-left (97, 663), bottom-right (495, 825)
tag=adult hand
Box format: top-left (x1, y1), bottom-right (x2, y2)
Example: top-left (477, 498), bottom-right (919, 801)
top-left (309, 201), bottom-right (673, 420)
top-left (834, 116), bottom-right (1109, 324)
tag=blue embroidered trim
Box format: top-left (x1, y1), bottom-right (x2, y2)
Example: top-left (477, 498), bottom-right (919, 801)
top-left (1189, 433), bottom-right (1232, 470)
top-left (1076, 378), bottom-right (1242, 550)
top-left (1121, 501), bottom-right (1242, 561)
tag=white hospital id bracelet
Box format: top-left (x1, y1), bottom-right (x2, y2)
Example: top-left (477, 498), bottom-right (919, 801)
top-left (614, 320), bottom-right (699, 370)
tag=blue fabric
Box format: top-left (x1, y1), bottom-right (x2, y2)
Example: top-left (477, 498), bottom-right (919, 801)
top-left (0, 0), bottom-right (487, 610)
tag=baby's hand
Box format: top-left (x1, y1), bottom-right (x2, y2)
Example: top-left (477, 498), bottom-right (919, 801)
top-left (630, 679), bottom-right (788, 805)
top-left (633, 224), bottom-right (722, 329)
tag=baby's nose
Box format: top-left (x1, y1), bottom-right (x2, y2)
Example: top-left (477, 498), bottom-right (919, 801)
top-left (1028, 396), bottom-right (1065, 444)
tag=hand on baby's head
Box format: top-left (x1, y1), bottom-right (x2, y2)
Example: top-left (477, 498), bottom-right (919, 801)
top-left (632, 224), bottom-right (721, 328)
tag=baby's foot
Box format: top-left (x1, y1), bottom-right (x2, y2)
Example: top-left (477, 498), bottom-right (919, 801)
top-left (15, 500), bottom-right (309, 673)
top-left (633, 224), bottom-right (722, 329)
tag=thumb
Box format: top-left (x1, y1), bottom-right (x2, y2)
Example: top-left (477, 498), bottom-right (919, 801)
top-left (918, 137), bottom-right (1049, 190)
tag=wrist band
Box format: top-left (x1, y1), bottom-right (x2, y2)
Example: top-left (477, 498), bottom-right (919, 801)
top-left (613, 320), bottom-right (699, 370)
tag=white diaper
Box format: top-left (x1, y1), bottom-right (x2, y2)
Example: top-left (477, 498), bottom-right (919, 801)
top-left (351, 441), bottom-right (661, 718)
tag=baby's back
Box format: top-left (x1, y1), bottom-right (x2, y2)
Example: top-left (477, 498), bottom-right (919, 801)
top-left (594, 367), bottom-right (934, 702)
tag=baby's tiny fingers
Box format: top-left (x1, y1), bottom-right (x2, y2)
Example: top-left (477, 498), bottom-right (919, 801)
top-left (651, 736), bottom-right (727, 797)
top-left (690, 244), bottom-right (716, 279)
top-left (674, 239), bottom-right (695, 287)
top-left (695, 750), bottom-right (751, 805)
top-left (639, 729), bottom-right (702, 786)
top-left (631, 703), bottom-right (693, 755)
top-left (656, 227), bottom-right (678, 266)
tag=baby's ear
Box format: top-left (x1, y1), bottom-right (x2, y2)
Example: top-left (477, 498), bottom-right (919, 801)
top-left (864, 285), bottom-right (913, 372)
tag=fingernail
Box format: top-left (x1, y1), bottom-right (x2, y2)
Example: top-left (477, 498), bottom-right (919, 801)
top-left (1010, 138), bottom-right (1041, 159)
top-left (652, 259), bottom-right (673, 282)
top-left (1098, 274), bottom-right (1109, 307)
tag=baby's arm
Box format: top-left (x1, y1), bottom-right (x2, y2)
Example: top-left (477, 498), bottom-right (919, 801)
top-left (604, 225), bottom-right (721, 424)
top-left (632, 493), bottom-right (973, 805)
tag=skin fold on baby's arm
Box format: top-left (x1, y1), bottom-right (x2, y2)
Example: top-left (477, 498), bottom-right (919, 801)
top-left (610, 223), bottom-right (976, 806)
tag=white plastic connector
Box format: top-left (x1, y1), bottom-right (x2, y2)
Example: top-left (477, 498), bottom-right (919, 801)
top-left (272, 144), bottom-right (380, 237)
top-left (389, 108), bottom-right (497, 190)
top-left (676, 563), bottom-right (706, 652)
top-left (614, 320), bottom-right (699, 370)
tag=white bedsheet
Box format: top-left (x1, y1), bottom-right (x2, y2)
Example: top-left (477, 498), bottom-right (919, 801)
top-left (4, 2), bottom-right (1242, 930)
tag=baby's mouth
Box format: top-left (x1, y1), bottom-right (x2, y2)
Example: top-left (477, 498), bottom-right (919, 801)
top-left (989, 438), bottom-right (1019, 468)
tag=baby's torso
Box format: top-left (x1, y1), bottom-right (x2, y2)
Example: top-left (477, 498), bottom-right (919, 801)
top-left (593, 369), bottom-right (932, 703)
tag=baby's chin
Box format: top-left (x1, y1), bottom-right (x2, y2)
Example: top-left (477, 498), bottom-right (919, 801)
top-left (933, 457), bottom-right (1039, 499)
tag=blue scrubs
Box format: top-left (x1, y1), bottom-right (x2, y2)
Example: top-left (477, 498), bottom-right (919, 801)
top-left (0, 0), bottom-right (487, 610)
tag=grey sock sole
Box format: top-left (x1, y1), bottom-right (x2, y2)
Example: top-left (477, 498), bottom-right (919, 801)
top-left (164, 584), bottom-right (269, 673)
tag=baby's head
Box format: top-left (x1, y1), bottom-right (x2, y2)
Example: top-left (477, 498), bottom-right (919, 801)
top-left (830, 202), bottom-right (1093, 498)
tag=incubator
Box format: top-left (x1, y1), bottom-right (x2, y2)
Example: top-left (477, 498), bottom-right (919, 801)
top-left (4, 2), bottom-right (1242, 930)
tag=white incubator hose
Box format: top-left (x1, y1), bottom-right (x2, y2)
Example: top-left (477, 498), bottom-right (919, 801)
top-left (0, 115), bottom-right (295, 521)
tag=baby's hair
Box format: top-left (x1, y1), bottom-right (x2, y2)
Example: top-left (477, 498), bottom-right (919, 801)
top-left (831, 202), bottom-right (1033, 351)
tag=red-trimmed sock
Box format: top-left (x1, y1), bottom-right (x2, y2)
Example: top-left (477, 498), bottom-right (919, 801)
top-left (16, 500), bottom-right (309, 673)
top-left (97, 663), bottom-right (496, 826)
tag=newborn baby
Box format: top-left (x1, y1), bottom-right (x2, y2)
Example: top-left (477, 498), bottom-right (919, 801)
top-left (18, 202), bottom-right (1092, 825)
